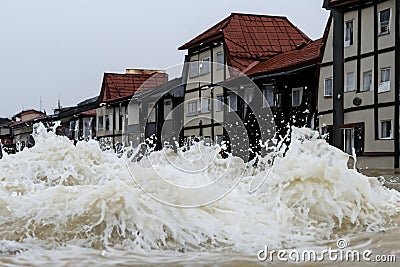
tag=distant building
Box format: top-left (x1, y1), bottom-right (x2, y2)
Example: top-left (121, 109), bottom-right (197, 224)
top-left (0, 117), bottom-right (12, 154)
top-left (10, 109), bottom-right (47, 151)
top-left (178, 13), bottom-right (314, 158)
top-left (96, 69), bottom-right (167, 149)
top-left (54, 96), bottom-right (99, 142)
top-left (319, 0), bottom-right (400, 168)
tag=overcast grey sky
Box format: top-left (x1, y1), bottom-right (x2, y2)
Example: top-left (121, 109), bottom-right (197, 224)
top-left (0, 0), bottom-right (329, 118)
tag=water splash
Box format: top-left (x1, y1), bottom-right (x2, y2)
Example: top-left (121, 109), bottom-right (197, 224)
top-left (0, 124), bottom-right (399, 254)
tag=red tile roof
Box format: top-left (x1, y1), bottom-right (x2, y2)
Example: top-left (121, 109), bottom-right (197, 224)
top-left (98, 72), bottom-right (168, 103)
top-left (12, 109), bottom-right (45, 119)
top-left (179, 13), bottom-right (311, 72)
top-left (9, 115), bottom-right (48, 127)
top-left (245, 38), bottom-right (324, 76)
top-left (80, 109), bottom-right (96, 116)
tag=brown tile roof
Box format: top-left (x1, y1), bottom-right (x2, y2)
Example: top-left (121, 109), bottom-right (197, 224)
top-left (80, 109), bottom-right (96, 116)
top-left (12, 109), bottom-right (45, 119)
top-left (179, 13), bottom-right (311, 72)
top-left (98, 72), bottom-right (168, 103)
top-left (245, 38), bottom-right (324, 76)
top-left (9, 115), bottom-right (48, 127)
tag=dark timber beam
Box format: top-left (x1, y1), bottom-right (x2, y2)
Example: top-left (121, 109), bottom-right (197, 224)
top-left (395, 0), bottom-right (400, 168)
top-left (332, 8), bottom-right (345, 149)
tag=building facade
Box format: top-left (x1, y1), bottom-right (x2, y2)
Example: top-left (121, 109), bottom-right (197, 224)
top-left (178, 13), bottom-right (315, 158)
top-left (96, 69), bottom-right (167, 150)
top-left (319, 0), bottom-right (400, 168)
top-left (127, 77), bottom-right (185, 149)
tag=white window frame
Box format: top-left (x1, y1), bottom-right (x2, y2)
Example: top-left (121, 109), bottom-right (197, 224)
top-left (199, 57), bottom-right (210, 75)
top-left (276, 93), bottom-right (282, 108)
top-left (200, 97), bottom-right (210, 113)
top-left (189, 61), bottom-right (199, 78)
top-left (345, 72), bottom-right (355, 92)
top-left (291, 87), bottom-right (303, 107)
top-left (378, 8), bottom-right (391, 35)
top-left (187, 101), bottom-right (198, 116)
top-left (97, 115), bottom-right (104, 130)
top-left (262, 84), bottom-right (274, 108)
top-left (362, 71), bottom-right (372, 92)
top-left (344, 20), bottom-right (354, 47)
top-left (216, 52), bottom-right (224, 70)
top-left (228, 92), bottom-right (237, 112)
top-left (378, 67), bottom-right (391, 93)
top-left (324, 77), bottom-right (333, 97)
top-left (380, 120), bottom-right (393, 139)
top-left (216, 95), bottom-right (224, 112)
top-left (342, 128), bottom-right (355, 155)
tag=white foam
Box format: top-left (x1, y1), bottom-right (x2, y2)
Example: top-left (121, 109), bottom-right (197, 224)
top-left (0, 124), bottom-right (398, 254)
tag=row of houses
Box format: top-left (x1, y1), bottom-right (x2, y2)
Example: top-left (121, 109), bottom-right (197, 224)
top-left (1, 0), bottom-right (398, 168)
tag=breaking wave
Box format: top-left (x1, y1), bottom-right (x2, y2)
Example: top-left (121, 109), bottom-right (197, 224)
top-left (0, 123), bottom-right (399, 254)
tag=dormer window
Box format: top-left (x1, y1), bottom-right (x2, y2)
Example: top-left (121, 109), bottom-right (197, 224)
top-left (379, 9), bottom-right (391, 35)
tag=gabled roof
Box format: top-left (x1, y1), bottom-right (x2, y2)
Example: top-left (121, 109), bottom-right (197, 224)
top-left (98, 72), bottom-right (168, 103)
top-left (179, 13), bottom-right (311, 71)
top-left (133, 77), bottom-right (184, 101)
top-left (245, 38), bottom-right (324, 76)
top-left (12, 109), bottom-right (45, 119)
top-left (324, 0), bottom-right (362, 8)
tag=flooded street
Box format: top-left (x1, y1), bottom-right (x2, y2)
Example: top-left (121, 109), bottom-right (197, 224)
top-left (0, 126), bottom-right (399, 266)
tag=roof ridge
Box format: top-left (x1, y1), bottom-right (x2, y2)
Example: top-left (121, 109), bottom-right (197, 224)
top-left (230, 12), bottom-right (287, 19)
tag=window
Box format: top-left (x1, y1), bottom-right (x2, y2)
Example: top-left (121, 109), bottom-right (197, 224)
top-left (342, 128), bottom-right (355, 155)
top-left (345, 72), bottom-right (355, 92)
top-left (119, 114), bottom-right (123, 130)
top-left (164, 99), bottom-right (173, 120)
top-left (98, 116), bottom-right (104, 130)
top-left (344, 20), bottom-right (353, 46)
top-left (276, 93), bottom-right (282, 108)
top-left (216, 135), bottom-right (223, 145)
top-left (324, 78), bottom-right (333, 96)
top-left (187, 101), bottom-right (197, 116)
top-left (201, 97), bottom-right (210, 113)
top-left (243, 88), bottom-right (254, 115)
top-left (216, 95), bottom-right (224, 112)
top-left (228, 92), bottom-right (237, 112)
top-left (105, 114), bottom-right (110, 131)
top-left (262, 84), bottom-right (274, 108)
top-left (379, 9), bottom-right (391, 34)
top-left (362, 71), bottom-right (372, 92)
top-left (199, 57), bottom-right (210, 75)
top-left (378, 68), bottom-right (391, 93)
top-left (292, 87), bottom-right (303, 107)
top-left (216, 52), bottom-right (224, 69)
top-left (189, 61), bottom-right (199, 78)
top-left (381, 120), bottom-right (392, 139)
